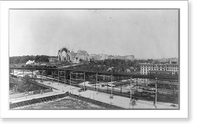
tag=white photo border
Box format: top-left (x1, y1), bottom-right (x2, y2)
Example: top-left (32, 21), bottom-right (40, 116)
top-left (0, 1), bottom-right (188, 118)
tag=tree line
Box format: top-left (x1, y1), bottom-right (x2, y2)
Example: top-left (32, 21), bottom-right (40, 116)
top-left (70, 59), bottom-right (141, 73)
top-left (9, 55), bottom-right (49, 64)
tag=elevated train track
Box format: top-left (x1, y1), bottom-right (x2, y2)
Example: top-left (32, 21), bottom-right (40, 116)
top-left (10, 67), bottom-right (178, 81)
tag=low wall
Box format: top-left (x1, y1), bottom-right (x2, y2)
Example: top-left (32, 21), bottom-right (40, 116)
top-left (10, 93), bottom-right (68, 109)
top-left (10, 88), bottom-right (53, 99)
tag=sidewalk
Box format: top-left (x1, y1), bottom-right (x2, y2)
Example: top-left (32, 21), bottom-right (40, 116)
top-left (38, 80), bottom-right (178, 109)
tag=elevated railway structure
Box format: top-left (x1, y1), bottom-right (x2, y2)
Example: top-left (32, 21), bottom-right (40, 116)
top-left (10, 67), bottom-right (178, 81)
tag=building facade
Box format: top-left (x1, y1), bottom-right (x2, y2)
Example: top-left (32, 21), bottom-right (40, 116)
top-left (140, 63), bottom-right (179, 75)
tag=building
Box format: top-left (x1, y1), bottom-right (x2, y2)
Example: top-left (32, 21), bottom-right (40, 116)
top-left (57, 47), bottom-right (71, 62)
top-left (140, 63), bottom-right (179, 75)
top-left (124, 55), bottom-right (135, 61)
top-left (110, 55), bottom-right (135, 61)
top-left (157, 58), bottom-right (178, 64)
top-left (75, 50), bottom-right (90, 61)
top-left (107, 55), bottom-right (115, 59)
top-left (70, 51), bottom-right (78, 63)
top-left (100, 54), bottom-right (108, 60)
top-left (90, 54), bottom-right (101, 61)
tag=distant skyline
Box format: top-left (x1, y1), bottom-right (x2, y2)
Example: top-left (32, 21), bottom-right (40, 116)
top-left (10, 9), bottom-right (179, 59)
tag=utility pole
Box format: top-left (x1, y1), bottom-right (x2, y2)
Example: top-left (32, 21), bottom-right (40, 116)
top-left (129, 87), bottom-right (132, 108)
top-left (70, 72), bottom-right (71, 93)
top-left (154, 77), bottom-right (158, 108)
top-left (84, 72), bottom-right (86, 91)
top-left (110, 75), bottom-right (113, 98)
top-left (64, 70), bottom-right (66, 87)
top-left (95, 73), bottom-right (97, 91)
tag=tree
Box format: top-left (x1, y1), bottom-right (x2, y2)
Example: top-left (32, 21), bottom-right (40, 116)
top-left (35, 55), bottom-right (49, 63)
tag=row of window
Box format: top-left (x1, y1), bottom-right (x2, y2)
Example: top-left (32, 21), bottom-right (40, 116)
top-left (141, 66), bottom-right (178, 69)
top-left (141, 68), bottom-right (178, 71)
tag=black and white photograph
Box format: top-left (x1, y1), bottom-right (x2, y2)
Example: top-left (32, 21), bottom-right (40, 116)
top-left (9, 9), bottom-right (179, 109)
top-left (8, 8), bottom-right (180, 110)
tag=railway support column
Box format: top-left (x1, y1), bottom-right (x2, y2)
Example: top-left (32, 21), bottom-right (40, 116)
top-left (58, 69), bottom-right (59, 84)
top-left (111, 74), bottom-right (113, 98)
top-left (64, 70), bottom-right (66, 87)
top-left (51, 70), bottom-right (54, 83)
top-left (41, 69), bottom-right (43, 82)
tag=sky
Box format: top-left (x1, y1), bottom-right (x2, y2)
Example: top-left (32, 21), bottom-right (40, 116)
top-left (9, 9), bottom-right (179, 59)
